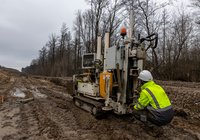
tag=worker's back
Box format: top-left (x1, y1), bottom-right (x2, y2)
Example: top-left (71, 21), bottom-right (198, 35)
top-left (141, 81), bottom-right (171, 110)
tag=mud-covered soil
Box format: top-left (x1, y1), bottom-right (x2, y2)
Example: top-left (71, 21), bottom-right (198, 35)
top-left (0, 69), bottom-right (199, 140)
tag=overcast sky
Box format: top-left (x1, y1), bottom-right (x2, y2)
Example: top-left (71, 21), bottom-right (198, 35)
top-left (0, 0), bottom-right (191, 71)
top-left (0, 0), bottom-right (88, 71)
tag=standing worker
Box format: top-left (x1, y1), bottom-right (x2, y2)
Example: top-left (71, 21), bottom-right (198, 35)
top-left (131, 70), bottom-right (174, 126)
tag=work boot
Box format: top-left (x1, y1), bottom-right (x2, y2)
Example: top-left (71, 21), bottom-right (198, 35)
top-left (125, 115), bottom-right (136, 122)
top-left (143, 121), bottom-right (164, 137)
top-left (140, 114), bottom-right (147, 122)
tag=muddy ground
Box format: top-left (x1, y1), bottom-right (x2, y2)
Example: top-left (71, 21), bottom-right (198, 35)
top-left (0, 69), bottom-right (199, 140)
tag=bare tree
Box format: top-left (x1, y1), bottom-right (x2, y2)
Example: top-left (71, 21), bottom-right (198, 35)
top-left (59, 23), bottom-right (68, 60)
top-left (101, 0), bottom-right (125, 46)
top-left (191, 0), bottom-right (200, 8)
top-left (191, 0), bottom-right (200, 25)
top-left (23, 0), bottom-right (200, 82)
top-left (38, 46), bottom-right (47, 75)
top-left (74, 11), bottom-right (83, 71)
top-left (137, 0), bottom-right (170, 70)
top-left (164, 11), bottom-right (193, 80)
top-left (46, 33), bottom-right (58, 76)
top-left (85, 0), bottom-right (109, 52)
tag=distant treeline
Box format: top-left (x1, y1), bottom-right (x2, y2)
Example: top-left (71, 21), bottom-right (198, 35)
top-left (22, 0), bottom-right (200, 82)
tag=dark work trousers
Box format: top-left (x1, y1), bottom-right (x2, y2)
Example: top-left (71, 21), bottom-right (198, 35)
top-left (132, 106), bottom-right (174, 126)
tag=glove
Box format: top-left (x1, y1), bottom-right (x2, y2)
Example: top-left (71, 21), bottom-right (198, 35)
top-left (127, 102), bottom-right (137, 114)
top-left (134, 90), bottom-right (140, 96)
top-left (128, 103), bottom-right (135, 109)
top-left (128, 108), bottom-right (133, 114)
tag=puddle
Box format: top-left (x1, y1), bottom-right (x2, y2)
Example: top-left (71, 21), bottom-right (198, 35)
top-left (12, 88), bottom-right (25, 98)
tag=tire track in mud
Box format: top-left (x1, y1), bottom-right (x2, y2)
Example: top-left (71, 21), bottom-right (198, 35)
top-left (30, 100), bottom-right (63, 139)
top-left (18, 102), bottom-right (40, 139)
top-left (0, 77), bottom-right (64, 140)
top-left (1, 72), bottom-right (200, 140)
top-left (37, 87), bottom-right (84, 139)
top-left (15, 81), bottom-right (69, 139)
top-left (1, 77), bottom-right (147, 140)
top-left (0, 77), bottom-right (26, 140)
top-left (35, 82), bottom-right (200, 140)
top-left (38, 87), bottom-right (116, 139)
top-left (24, 79), bottom-right (81, 140)
top-left (36, 87), bottom-right (155, 140)
top-left (25, 79), bottom-right (200, 139)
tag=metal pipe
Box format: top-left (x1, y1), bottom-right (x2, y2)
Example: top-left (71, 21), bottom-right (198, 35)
top-left (97, 36), bottom-right (102, 60)
top-left (129, 10), bottom-right (134, 38)
top-left (104, 32), bottom-right (110, 72)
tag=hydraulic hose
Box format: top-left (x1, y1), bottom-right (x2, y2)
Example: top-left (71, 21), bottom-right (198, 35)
top-left (140, 33), bottom-right (158, 49)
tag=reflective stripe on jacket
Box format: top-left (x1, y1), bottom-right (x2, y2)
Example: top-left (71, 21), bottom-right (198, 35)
top-left (134, 81), bottom-right (172, 111)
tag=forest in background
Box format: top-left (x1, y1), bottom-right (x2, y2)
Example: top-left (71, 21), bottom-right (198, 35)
top-left (22, 0), bottom-right (200, 82)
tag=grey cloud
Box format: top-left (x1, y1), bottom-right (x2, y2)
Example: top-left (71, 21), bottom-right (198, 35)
top-left (0, 0), bottom-right (88, 71)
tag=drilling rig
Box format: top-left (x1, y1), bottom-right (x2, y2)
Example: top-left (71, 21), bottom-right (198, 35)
top-left (72, 14), bottom-right (158, 117)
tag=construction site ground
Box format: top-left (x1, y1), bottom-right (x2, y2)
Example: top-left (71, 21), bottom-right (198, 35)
top-left (0, 68), bottom-right (200, 140)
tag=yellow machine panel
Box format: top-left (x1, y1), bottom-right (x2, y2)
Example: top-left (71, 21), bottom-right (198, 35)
top-left (99, 72), bottom-right (113, 98)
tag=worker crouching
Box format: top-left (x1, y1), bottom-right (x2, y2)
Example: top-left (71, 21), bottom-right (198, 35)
top-left (131, 70), bottom-right (174, 126)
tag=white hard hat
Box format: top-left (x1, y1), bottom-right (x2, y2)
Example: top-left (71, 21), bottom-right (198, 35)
top-left (138, 70), bottom-right (153, 81)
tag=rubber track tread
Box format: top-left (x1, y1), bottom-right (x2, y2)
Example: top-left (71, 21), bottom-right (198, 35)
top-left (74, 96), bottom-right (104, 108)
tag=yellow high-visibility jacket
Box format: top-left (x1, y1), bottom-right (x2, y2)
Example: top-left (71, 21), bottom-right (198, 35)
top-left (134, 81), bottom-right (171, 111)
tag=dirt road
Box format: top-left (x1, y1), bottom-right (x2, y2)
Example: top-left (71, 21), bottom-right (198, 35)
top-left (0, 69), bottom-right (199, 140)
